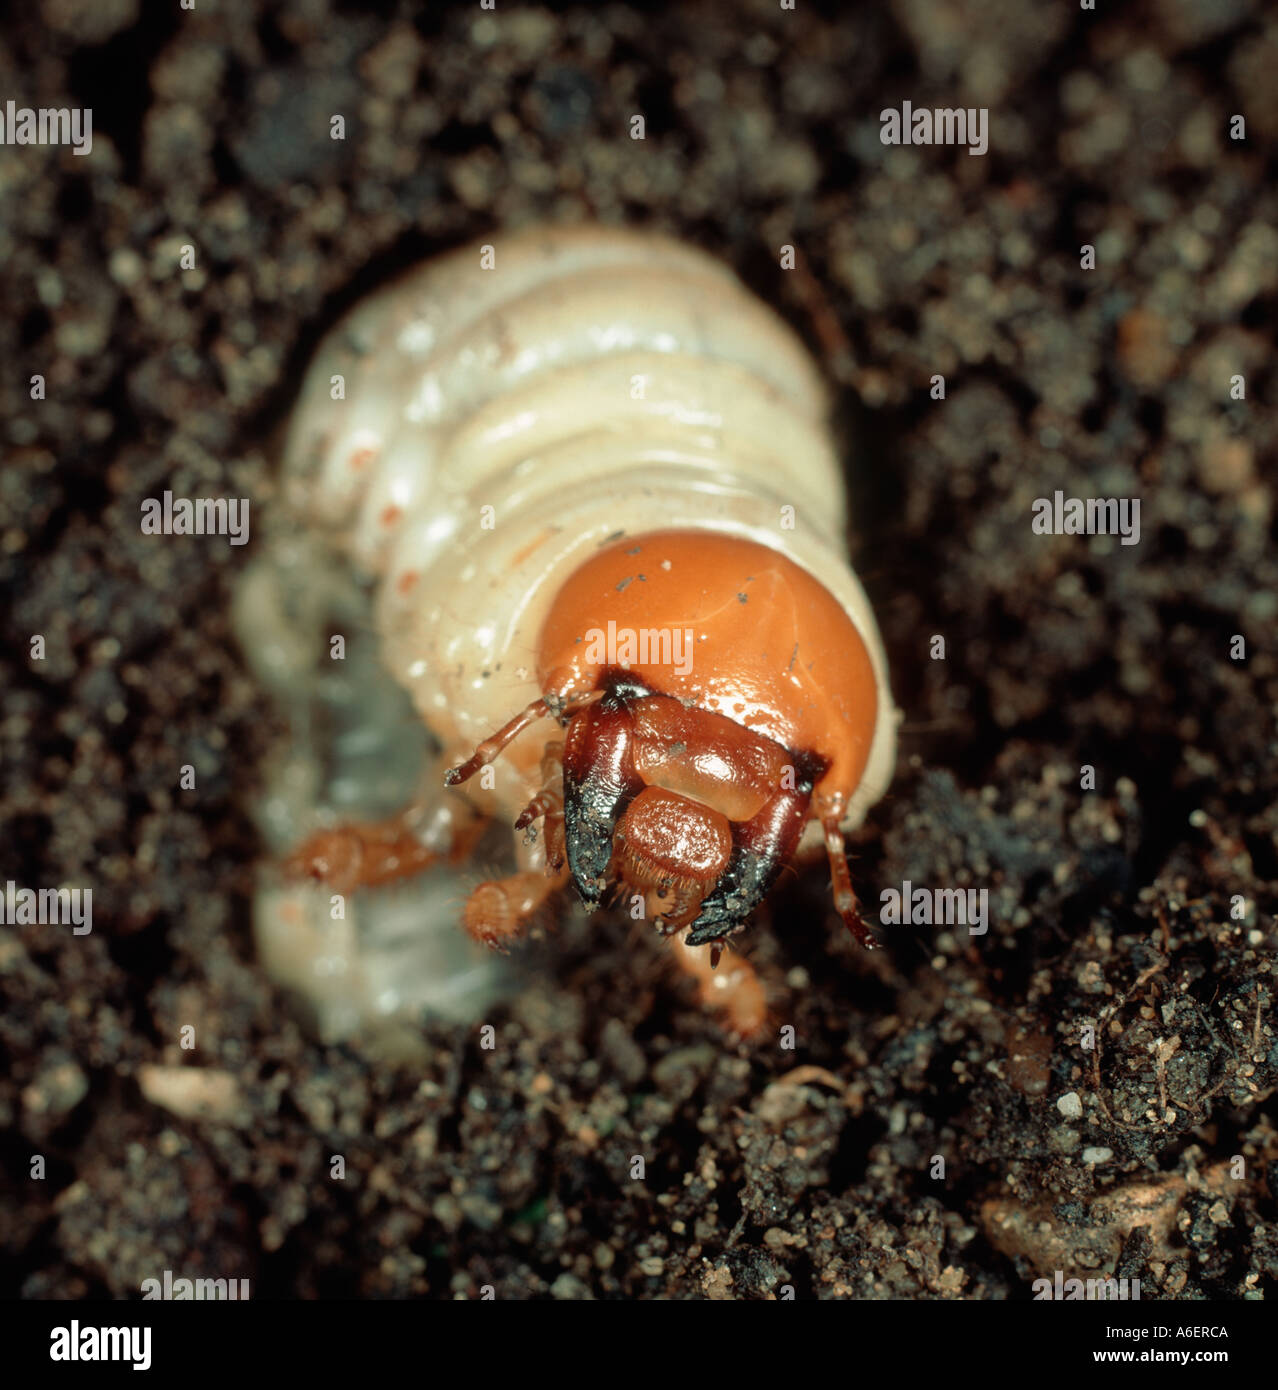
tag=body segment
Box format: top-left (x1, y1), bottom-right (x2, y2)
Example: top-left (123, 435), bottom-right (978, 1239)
top-left (275, 223), bottom-right (898, 1031)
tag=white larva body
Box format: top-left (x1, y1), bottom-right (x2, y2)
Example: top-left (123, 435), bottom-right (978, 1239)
top-left (233, 537), bottom-right (518, 1043)
top-left (282, 224), bottom-right (896, 849)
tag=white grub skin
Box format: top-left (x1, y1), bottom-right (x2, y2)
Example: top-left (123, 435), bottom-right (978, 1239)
top-left (245, 223), bottom-right (897, 1037)
top-left (233, 534), bottom-right (516, 1045)
top-left (285, 224), bottom-right (896, 825)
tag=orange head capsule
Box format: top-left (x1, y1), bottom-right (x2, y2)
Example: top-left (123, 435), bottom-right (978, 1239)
top-left (446, 528), bottom-right (884, 947)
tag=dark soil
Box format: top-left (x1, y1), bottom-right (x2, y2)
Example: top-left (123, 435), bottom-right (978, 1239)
top-left (1, 0), bottom-right (1275, 1300)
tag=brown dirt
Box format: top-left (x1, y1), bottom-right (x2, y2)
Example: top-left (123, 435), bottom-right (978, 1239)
top-left (1, 0), bottom-right (1275, 1300)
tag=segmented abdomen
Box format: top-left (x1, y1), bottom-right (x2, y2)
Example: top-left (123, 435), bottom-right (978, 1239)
top-left (282, 224), bottom-right (892, 830)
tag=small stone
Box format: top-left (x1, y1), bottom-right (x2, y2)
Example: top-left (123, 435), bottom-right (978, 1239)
top-left (137, 1065), bottom-right (242, 1123)
top-left (109, 248), bottom-right (145, 288)
top-left (22, 1058), bottom-right (89, 1117)
top-left (1117, 308), bottom-right (1178, 389)
top-left (1049, 1125), bottom-right (1081, 1154)
top-left (1057, 1091), bottom-right (1084, 1119)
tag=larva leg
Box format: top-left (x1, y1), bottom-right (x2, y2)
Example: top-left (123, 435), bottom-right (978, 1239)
top-left (515, 741), bottom-right (566, 869)
top-left (815, 796), bottom-right (878, 949)
top-left (444, 690), bottom-right (601, 787)
top-left (444, 697), bottom-right (553, 787)
top-left (285, 761), bottom-right (488, 897)
top-left (464, 741), bottom-right (570, 950)
top-left (462, 861), bottom-right (571, 951)
top-left (667, 933), bottom-right (768, 1039)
